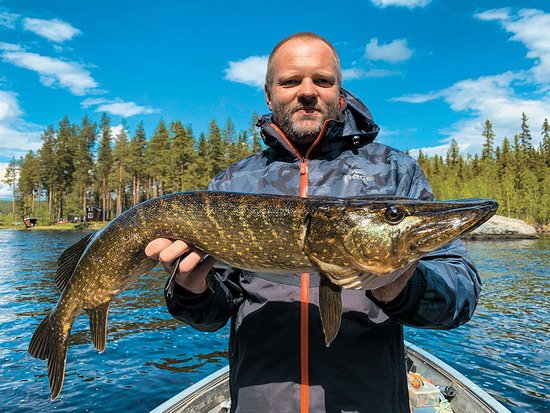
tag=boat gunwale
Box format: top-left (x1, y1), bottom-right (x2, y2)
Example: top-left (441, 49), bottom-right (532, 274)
top-left (150, 343), bottom-right (511, 413)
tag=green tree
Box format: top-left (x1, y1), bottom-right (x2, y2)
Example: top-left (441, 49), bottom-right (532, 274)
top-left (519, 112), bottom-right (533, 152)
top-left (96, 114), bottom-right (113, 220)
top-left (38, 125), bottom-right (56, 222)
top-left (540, 118), bottom-right (550, 167)
top-left (110, 122), bottom-right (130, 216)
top-left (53, 116), bottom-right (77, 221)
top-left (72, 116), bottom-right (97, 220)
top-left (2, 157), bottom-right (20, 221)
top-left (208, 119), bottom-right (225, 178)
top-left (170, 120), bottom-right (197, 191)
top-left (17, 151), bottom-right (41, 216)
top-left (481, 119), bottom-right (495, 160)
top-left (128, 122), bottom-right (147, 205)
top-left (196, 132), bottom-right (212, 189)
top-left (146, 120), bottom-right (171, 197)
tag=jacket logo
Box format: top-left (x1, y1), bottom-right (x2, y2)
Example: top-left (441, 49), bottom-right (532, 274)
top-left (343, 169), bottom-right (373, 185)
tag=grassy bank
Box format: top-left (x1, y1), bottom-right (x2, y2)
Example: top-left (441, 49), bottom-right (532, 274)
top-left (0, 222), bottom-right (108, 231)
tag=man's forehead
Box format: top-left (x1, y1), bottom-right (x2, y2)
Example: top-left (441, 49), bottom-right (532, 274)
top-left (274, 37), bottom-right (335, 59)
top-left (271, 39), bottom-right (338, 74)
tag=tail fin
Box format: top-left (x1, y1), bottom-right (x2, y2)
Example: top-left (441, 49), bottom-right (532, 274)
top-left (29, 313), bottom-right (70, 400)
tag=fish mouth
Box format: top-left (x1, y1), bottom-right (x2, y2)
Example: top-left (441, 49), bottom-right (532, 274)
top-left (410, 199), bottom-right (498, 252)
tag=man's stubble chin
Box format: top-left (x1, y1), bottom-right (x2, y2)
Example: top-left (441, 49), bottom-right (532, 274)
top-left (272, 99), bottom-right (340, 146)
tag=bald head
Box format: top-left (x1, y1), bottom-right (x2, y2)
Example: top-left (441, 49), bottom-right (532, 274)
top-left (265, 33), bottom-right (342, 91)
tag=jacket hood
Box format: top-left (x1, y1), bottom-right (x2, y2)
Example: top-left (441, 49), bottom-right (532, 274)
top-left (257, 88), bottom-right (380, 159)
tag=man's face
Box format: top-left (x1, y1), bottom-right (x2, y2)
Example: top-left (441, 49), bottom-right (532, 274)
top-left (265, 39), bottom-right (341, 146)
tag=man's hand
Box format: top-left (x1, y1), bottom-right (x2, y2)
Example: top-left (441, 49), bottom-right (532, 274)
top-left (145, 238), bottom-right (216, 294)
top-left (370, 261), bottom-right (419, 304)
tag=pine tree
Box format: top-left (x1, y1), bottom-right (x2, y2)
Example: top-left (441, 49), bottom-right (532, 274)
top-left (110, 121), bottom-right (130, 216)
top-left (18, 151), bottom-right (41, 216)
top-left (541, 118), bottom-right (550, 167)
top-left (38, 125), bottom-right (56, 222)
top-left (208, 120), bottom-right (225, 177)
top-left (54, 116), bottom-right (77, 221)
top-left (146, 120), bottom-right (171, 197)
top-left (519, 112), bottom-right (533, 152)
top-left (2, 157), bottom-right (19, 221)
top-left (445, 139), bottom-right (460, 167)
top-left (481, 119), bottom-right (495, 160)
top-left (170, 120), bottom-right (197, 191)
top-left (196, 132), bottom-right (212, 189)
top-left (128, 122), bottom-right (147, 205)
top-left (96, 113), bottom-right (113, 220)
top-left (72, 116), bottom-right (97, 220)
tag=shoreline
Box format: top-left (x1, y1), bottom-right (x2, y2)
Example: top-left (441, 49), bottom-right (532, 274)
top-left (0, 222), bottom-right (108, 231)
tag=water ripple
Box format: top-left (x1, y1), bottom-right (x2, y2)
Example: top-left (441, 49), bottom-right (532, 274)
top-left (0, 231), bottom-right (548, 412)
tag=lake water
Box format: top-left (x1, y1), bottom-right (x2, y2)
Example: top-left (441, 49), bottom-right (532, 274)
top-left (0, 230), bottom-right (548, 412)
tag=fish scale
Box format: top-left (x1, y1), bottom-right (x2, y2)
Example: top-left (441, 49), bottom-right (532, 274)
top-left (28, 190), bottom-right (498, 400)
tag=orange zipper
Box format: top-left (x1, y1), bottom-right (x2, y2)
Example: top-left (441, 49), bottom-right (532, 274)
top-left (270, 120), bottom-right (330, 413)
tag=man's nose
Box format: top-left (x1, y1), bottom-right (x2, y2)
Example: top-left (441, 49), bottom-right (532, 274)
top-left (297, 78), bottom-right (317, 98)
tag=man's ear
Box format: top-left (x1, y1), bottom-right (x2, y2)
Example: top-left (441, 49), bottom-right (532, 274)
top-left (264, 84), bottom-right (272, 110)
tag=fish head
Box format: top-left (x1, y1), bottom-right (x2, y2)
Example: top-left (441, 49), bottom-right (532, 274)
top-left (341, 197), bottom-right (498, 275)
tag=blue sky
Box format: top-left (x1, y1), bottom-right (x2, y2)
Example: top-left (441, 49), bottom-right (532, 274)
top-left (0, 0), bottom-right (549, 197)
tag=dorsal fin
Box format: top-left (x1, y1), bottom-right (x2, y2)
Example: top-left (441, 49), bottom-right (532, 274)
top-left (56, 232), bottom-right (95, 291)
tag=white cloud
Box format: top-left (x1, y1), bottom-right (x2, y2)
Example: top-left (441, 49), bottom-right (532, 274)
top-left (81, 98), bottom-right (109, 107)
top-left (365, 38), bottom-right (413, 63)
top-left (224, 55), bottom-right (268, 88)
top-left (0, 91), bottom-right (43, 162)
top-left (0, 11), bottom-right (19, 29)
top-left (342, 67), bottom-right (399, 80)
top-left (392, 91), bottom-right (443, 103)
top-left (474, 8), bottom-right (512, 22)
top-left (475, 8), bottom-right (550, 84)
top-left (0, 42), bottom-right (22, 52)
top-left (369, 0), bottom-right (431, 9)
top-left (393, 8), bottom-right (550, 157)
top-left (1, 47), bottom-right (98, 95)
top-left (395, 71), bottom-right (550, 155)
top-left (81, 98), bottom-right (159, 117)
top-left (0, 162), bottom-right (13, 198)
top-left (22, 17), bottom-right (81, 42)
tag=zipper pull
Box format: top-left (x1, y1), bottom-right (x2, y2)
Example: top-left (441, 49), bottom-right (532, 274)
top-left (300, 159), bottom-right (308, 175)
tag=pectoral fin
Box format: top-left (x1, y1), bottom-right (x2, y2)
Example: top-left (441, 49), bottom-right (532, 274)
top-left (319, 274), bottom-right (342, 347)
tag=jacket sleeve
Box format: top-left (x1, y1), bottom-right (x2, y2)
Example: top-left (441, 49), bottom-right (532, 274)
top-left (367, 160), bottom-right (482, 329)
top-left (164, 265), bottom-right (243, 332)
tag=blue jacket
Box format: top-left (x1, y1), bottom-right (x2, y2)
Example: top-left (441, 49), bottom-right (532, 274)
top-left (165, 89), bottom-right (481, 413)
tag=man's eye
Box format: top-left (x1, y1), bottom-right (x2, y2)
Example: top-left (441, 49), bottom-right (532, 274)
top-left (314, 78), bottom-right (334, 87)
top-left (281, 79), bottom-right (300, 87)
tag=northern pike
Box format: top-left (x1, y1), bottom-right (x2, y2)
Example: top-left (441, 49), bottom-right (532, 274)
top-left (29, 191), bottom-right (498, 400)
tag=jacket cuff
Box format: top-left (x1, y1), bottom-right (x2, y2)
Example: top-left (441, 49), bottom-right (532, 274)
top-left (166, 274), bottom-right (217, 309)
top-left (366, 266), bottom-right (427, 315)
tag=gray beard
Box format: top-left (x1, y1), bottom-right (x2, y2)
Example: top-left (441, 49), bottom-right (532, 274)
top-left (272, 102), bottom-right (341, 146)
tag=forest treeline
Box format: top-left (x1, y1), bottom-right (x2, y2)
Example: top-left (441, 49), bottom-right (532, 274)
top-left (3, 112), bottom-right (263, 224)
top-left (418, 114), bottom-right (549, 226)
top-left (2, 112), bottom-right (549, 226)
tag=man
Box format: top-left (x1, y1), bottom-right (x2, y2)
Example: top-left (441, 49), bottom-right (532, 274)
top-left (145, 33), bottom-right (481, 412)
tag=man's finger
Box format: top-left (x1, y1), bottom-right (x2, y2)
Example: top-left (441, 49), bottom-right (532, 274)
top-left (176, 255), bottom-right (216, 293)
top-left (177, 249), bottom-right (207, 275)
top-left (144, 238), bottom-right (173, 259)
top-left (158, 239), bottom-right (193, 263)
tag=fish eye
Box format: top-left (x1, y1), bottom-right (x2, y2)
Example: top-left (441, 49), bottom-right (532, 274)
top-left (384, 206), bottom-right (405, 224)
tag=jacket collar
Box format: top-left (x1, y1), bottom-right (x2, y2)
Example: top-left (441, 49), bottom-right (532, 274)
top-left (257, 88), bottom-right (380, 160)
